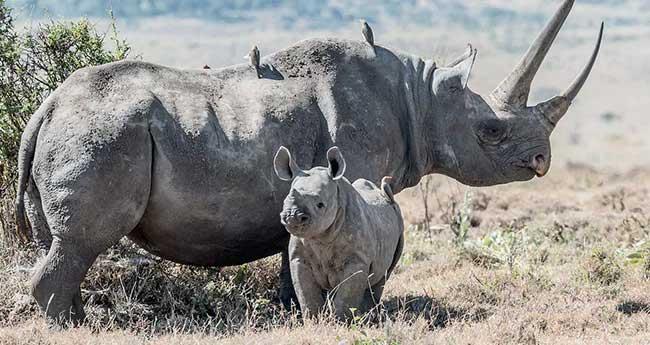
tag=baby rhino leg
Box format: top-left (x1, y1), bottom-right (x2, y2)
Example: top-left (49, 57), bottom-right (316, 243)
top-left (290, 259), bottom-right (325, 317)
top-left (361, 276), bottom-right (387, 312)
top-left (331, 264), bottom-right (369, 321)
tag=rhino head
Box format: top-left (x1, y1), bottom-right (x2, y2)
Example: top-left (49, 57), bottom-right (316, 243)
top-left (274, 146), bottom-right (347, 238)
top-left (425, 0), bottom-right (603, 186)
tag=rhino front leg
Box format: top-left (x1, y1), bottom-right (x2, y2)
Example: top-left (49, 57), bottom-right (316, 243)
top-left (290, 259), bottom-right (325, 317)
top-left (330, 264), bottom-right (369, 321)
top-left (362, 276), bottom-right (387, 312)
top-left (279, 249), bottom-right (298, 309)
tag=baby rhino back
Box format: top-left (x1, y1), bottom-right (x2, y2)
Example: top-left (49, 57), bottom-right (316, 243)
top-left (352, 176), bottom-right (403, 284)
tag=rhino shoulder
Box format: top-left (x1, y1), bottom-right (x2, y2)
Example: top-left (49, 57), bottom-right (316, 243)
top-left (269, 38), bottom-right (376, 78)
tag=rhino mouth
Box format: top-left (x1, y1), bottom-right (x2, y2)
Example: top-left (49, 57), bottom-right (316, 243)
top-left (511, 162), bottom-right (539, 180)
top-left (280, 214), bottom-right (312, 237)
top-left (283, 224), bottom-right (314, 239)
top-left (512, 162), bottom-right (547, 178)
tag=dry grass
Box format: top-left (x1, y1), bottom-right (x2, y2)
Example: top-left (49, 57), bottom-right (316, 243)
top-left (1, 166), bottom-right (649, 344)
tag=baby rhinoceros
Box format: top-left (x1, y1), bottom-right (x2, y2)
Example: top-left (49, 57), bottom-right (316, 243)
top-left (273, 146), bottom-right (404, 320)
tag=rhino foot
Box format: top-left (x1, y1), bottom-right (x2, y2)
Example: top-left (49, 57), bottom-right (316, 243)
top-left (31, 240), bottom-right (89, 327)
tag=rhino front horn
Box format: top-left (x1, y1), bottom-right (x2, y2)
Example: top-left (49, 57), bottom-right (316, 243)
top-left (490, 0), bottom-right (604, 128)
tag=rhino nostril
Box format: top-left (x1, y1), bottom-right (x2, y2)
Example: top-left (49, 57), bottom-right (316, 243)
top-left (531, 153), bottom-right (549, 177)
top-left (298, 214), bottom-right (310, 223)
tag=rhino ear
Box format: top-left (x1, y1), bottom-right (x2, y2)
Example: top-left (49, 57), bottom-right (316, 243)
top-left (432, 48), bottom-right (477, 95)
top-left (454, 47), bottom-right (477, 89)
top-left (274, 146), bottom-right (300, 181)
top-left (446, 43), bottom-right (473, 68)
top-left (326, 146), bottom-right (346, 180)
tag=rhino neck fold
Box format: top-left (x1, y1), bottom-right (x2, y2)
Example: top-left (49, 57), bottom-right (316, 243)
top-left (395, 55), bottom-right (437, 191)
top-left (398, 55), bottom-right (468, 184)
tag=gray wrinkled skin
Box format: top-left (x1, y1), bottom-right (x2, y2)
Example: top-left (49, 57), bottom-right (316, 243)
top-left (275, 146), bottom-right (403, 320)
top-left (14, 0), bottom-right (602, 324)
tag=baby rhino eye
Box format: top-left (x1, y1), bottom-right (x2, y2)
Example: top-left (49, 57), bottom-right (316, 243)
top-left (316, 202), bottom-right (325, 209)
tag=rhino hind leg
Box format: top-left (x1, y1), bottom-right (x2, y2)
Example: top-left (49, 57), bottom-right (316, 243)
top-left (31, 239), bottom-right (92, 325)
top-left (31, 179), bottom-right (150, 325)
top-left (29, 122), bottom-right (152, 325)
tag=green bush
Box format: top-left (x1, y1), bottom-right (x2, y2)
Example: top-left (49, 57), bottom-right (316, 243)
top-left (0, 1), bottom-right (130, 246)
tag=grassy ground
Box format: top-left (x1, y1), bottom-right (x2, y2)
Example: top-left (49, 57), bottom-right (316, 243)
top-left (1, 165), bottom-right (648, 344)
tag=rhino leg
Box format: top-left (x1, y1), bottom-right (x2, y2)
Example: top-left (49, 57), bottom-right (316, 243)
top-left (279, 249), bottom-right (298, 309)
top-left (30, 119), bottom-right (152, 325)
top-left (31, 179), bottom-right (149, 326)
top-left (330, 264), bottom-right (369, 321)
top-left (290, 259), bottom-right (325, 317)
top-left (31, 175), bottom-right (149, 325)
top-left (362, 277), bottom-right (387, 311)
top-left (31, 238), bottom-right (93, 325)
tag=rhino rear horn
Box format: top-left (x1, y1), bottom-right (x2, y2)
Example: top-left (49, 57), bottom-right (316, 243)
top-left (490, 0), bottom-right (603, 129)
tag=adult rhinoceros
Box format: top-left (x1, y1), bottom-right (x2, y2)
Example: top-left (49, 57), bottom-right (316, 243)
top-left (15, 0), bottom-right (602, 323)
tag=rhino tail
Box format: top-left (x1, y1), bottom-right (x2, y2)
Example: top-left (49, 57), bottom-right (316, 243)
top-left (15, 103), bottom-right (50, 244)
top-left (380, 176), bottom-right (395, 203)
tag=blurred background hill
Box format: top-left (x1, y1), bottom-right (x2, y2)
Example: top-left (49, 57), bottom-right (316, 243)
top-left (6, 0), bottom-right (650, 36)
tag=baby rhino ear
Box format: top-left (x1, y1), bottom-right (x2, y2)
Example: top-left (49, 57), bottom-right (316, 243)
top-left (274, 146), bottom-right (300, 181)
top-left (381, 176), bottom-right (395, 203)
top-left (326, 146), bottom-right (346, 180)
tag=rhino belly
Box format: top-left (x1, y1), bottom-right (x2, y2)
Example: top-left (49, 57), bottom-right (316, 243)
top-left (128, 145), bottom-right (292, 267)
top-left (130, 184), bottom-right (289, 266)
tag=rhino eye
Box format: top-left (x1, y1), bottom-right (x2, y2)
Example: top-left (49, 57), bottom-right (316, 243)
top-left (317, 202), bottom-right (325, 209)
top-left (477, 120), bottom-right (508, 144)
